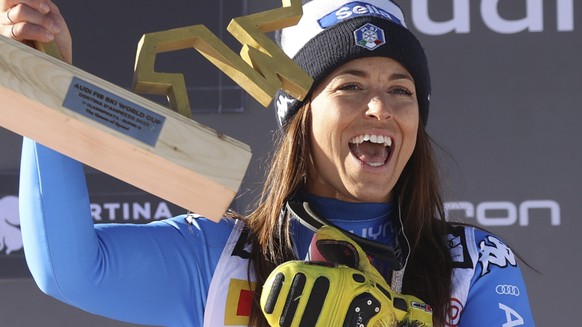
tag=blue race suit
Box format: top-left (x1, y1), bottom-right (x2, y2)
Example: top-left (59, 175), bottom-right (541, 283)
top-left (19, 139), bottom-right (535, 326)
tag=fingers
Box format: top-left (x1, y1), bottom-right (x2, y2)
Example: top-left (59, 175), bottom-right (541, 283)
top-left (3, 3), bottom-right (58, 31)
top-left (0, 0), bottom-right (49, 13)
top-left (2, 2), bottom-right (61, 40)
top-left (0, 0), bottom-right (72, 63)
top-left (2, 4), bottom-right (60, 43)
top-left (43, 0), bottom-right (72, 63)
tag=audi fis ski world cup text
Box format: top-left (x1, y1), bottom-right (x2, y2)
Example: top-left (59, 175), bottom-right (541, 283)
top-left (409, 0), bottom-right (574, 34)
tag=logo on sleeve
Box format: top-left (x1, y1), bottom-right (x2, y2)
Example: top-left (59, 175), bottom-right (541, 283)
top-left (496, 284), bottom-right (521, 297)
top-left (498, 303), bottom-right (525, 327)
top-left (478, 236), bottom-right (517, 276)
top-left (446, 298), bottom-right (463, 326)
top-left (447, 226), bottom-right (472, 269)
top-left (225, 278), bottom-right (256, 326)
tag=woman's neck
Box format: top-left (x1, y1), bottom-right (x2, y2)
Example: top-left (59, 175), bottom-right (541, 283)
top-left (291, 192), bottom-right (397, 258)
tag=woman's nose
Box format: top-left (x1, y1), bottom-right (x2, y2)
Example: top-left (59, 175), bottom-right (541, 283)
top-left (365, 95), bottom-right (393, 120)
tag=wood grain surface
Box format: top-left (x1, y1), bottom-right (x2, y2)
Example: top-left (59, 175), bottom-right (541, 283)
top-left (0, 36), bottom-right (252, 221)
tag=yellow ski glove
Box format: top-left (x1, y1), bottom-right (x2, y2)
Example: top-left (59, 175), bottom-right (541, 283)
top-left (260, 226), bottom-right (433, 327)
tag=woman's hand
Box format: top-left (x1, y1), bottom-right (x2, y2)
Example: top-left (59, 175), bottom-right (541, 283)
top-left (1, 0), bottom-right (71, 63)
top-left (260, 226), bottom-right (434, 326)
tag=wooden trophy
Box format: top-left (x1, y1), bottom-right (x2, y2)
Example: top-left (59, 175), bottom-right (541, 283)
top-left (0, 0), bottom-right (312, 221)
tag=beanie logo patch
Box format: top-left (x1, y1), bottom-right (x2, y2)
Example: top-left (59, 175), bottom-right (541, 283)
top-left (354, 23), bottom-right (386, 51)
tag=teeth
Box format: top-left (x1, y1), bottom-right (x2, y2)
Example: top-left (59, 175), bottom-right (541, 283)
top-left (349, 134), bottom-right (392, 147)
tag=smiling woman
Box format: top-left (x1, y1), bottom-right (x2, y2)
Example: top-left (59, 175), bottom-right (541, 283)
top-left (7, 0), bottom-right (536, 326)
top-left (307, 57), bottom-right (419, 203)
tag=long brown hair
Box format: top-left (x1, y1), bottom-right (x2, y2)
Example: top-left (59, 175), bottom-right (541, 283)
top-left (243, 101), bottom-right (452, 326)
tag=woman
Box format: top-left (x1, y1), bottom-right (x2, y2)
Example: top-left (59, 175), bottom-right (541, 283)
top-left (4, 0), bottom-right (535, 326)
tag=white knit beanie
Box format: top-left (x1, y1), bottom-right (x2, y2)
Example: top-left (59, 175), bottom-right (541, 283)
top-left (275, 0), bottom-right (430, 127)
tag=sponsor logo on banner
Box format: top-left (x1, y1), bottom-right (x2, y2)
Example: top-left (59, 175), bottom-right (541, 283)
top-left (0, 171), bottom-right (188, 278)
top-left (0, 195), bottom-right (22, 255)
top-left (410, 0), bottom-right (574, 34)
top-left (90, 201), bottom-right (175, 222)
top-left (0, 194), bottom-right (183, 257)
top-left (315, 0), bottom-right (575, 34)
top-left (444, 200), bottom-right (561, 227)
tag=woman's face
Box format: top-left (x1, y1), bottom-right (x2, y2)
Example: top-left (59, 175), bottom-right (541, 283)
top-left (306, 57), bottom-right (419, 203)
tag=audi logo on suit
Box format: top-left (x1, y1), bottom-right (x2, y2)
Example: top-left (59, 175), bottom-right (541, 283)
top-left (495, 285), bottom-right (520, 296)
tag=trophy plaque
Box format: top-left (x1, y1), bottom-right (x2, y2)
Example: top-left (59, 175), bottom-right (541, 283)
top-left (0, 0), bottom-right (312, 221)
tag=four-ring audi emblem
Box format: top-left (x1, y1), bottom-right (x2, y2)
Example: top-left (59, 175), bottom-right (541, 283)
top-left (495, 285), bottom-right (520, 296)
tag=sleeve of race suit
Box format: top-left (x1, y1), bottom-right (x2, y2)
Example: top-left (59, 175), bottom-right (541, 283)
top-left (454, 227), bottom-right (535, 327)
top-left (19, 139), bottom-right (232, 326)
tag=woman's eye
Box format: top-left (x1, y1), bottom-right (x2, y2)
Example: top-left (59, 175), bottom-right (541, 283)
top-left (338, 83), bottom-right (361, 91)
top-left (390, 86), bottom-right (413, 96)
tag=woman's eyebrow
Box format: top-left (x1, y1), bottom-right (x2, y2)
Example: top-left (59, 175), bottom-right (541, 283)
top-left (335, 69), bottom-right (368, 78)
top-left (390, 72), bottom-right (414, 82)
top-left (334, 69), bottom-right (414, 82)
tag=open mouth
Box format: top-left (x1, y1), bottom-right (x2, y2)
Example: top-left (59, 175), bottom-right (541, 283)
top-left (348, 134), bottom-right (392, 167)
